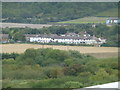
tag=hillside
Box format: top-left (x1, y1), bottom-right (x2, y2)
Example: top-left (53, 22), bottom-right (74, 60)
top-left (57, 17), bottom-right (107, 24)
top-left (2, 2), bottom-right (117, 24)
top-left (57, 7), bottom-right (118, 24)
top-left (96, 8), bottom-right (118, 17)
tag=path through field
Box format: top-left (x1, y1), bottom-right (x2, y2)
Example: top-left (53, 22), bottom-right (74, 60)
top-left (1, 23), bottom-right (53, 29)
top-left (1, 44), bottom-right (118, 58)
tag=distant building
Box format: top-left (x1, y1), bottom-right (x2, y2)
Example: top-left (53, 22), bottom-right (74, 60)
top-left (106, 18), bottom-right (120, 24)
top-left (92, 24), bottom-right (96, 28)
top-left (0, 34), bottom-right (9, 43)
top-left (25, 32), bottom-right (106, 46)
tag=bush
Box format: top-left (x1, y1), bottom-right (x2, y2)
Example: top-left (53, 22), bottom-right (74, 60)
top-left (3, 64), bottom-right (43, 80)
top-left (2, 53), bottom-right (20, 60)
top-left (63, 64), bottom-right (85, 76)
top-left (16, 48), bottom-right (91, 66)
top-left (89, 69), bottom-right (111, 84)
top-left (3, 59), bottom-right (16, 64)
top-left (43, 66), bottom-right (63, 78)
top-left (63, 81), bottom-right (83, 88)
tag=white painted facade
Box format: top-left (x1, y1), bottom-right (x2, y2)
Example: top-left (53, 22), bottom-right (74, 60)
top-left (27, 33), bottom-right (106, 45)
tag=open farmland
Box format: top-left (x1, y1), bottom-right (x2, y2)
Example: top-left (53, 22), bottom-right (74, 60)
top-left (1, 44), bottom-right (118, 58)
top-left (57, 17), bottom-right (107, 24)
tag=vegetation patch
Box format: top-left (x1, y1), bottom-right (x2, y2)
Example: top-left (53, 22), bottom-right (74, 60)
top-left (2, 2), bottom-right (117, 24)
top-left (2, 48), bottom-right (119, 88)
top-left (57, 17), bottom-right (107, 24)
top-left (96, 8), bottom-right (118, 17)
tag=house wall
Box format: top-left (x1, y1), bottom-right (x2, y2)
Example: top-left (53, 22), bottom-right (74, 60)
top-left (29, 37), bottom-right (104, 45)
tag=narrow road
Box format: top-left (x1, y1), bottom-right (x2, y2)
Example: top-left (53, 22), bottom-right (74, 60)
top-left (1, 23), bottom-right (53, 29)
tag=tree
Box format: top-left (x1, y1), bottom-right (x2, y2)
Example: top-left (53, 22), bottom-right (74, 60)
top-left (13, 32), bottom-right (25, 41)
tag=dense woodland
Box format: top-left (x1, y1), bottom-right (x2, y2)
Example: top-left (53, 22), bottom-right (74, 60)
top-left (2, 2), bottom-right (118, 24)
top-left (2, 48), bottom-right (119, 88)
top-left (2, 24), bottom-right (119, 47)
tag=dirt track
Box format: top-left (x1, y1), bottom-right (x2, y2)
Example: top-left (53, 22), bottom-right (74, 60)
top-left (1, 23), bottom-right (52, 29)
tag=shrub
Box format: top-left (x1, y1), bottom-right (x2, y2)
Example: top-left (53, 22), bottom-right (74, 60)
top-left (43, 66), bottom-right (63, 78)
top-left (3, 64), bottom-right (43, 80)
top-left (63, 81), bottom-right (83, 88)
top-left (2, 53), bottom-right (20, 60)
top-left (3, 59), bottom-right (16, 64)
top-left (63, 64), bottom-right (85, 76)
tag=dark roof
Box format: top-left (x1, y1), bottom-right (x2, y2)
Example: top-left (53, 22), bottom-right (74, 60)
top-left (25, 34), bottom-right (94, 40)
top-left (107, 17), bottom-right (119, 20)
top-left (65, 33), bottom-right (78, 36)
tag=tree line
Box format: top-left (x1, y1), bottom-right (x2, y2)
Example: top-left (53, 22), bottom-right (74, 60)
top-left (2, 2), bottom-right (117, 24)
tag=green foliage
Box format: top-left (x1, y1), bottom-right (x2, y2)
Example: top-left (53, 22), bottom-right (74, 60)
top-left (43, 66), bottom-right (63, 78)
top-left (69, 50), bottom-right (83, 58)
top-left (64, 58), bottom-right (75, 66)
top-left (63, 81), bottom-right (83, 88)
top-left (2, 2), bottom-right (117, 24)
top-left (96, 8), bottom-right (118, 17)
top-left (63, 64), bottom-right (85, 76)
top-left (16, 48), bottom-right (88, 66)
top-left (1, 53), bottom-right (20, 60)
top-left (90, 69), bottom-right (110, 81)
top-left (79, 72), bottom-right (92, 78)
top-left (13, 32), bottom-right (25, 41)
top-left (2, 59), bottom-right (16, 64)
top-left (30, 76), bottom-right (84, 88)
top-left (89, 68), bottom-right (118, 84)
top-left (2, 48), bottom-right (118, 88)
top-left (58, 17), bottom-right (107, 24)
top-left (96, 58), bottom-right (118, 69)
top-left (3, 64), bottom-right (43, 80)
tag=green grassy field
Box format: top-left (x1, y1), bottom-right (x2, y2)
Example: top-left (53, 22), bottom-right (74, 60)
top-left (57, 17), bottom-right (107, 24)
top-left (57, 8), bottom-right (118, 24)
top-left (96, 8), bottom-right (118, 17)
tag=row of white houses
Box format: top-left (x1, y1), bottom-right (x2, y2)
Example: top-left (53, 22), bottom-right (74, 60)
top-left (25, 32), bottom-right (106, 45)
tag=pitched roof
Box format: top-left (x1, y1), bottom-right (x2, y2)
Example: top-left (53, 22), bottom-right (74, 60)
top-left (25, 34), bottom-right (94, 40)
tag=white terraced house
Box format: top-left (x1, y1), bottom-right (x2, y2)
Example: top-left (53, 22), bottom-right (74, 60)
top-left (25, 32), bottom-right (106, 45)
